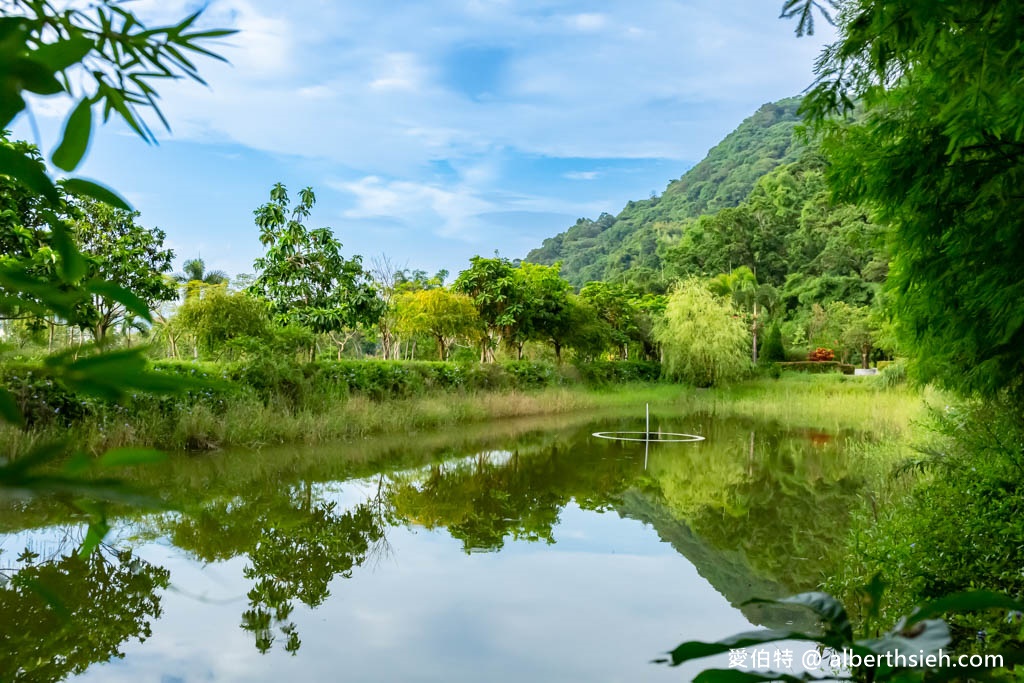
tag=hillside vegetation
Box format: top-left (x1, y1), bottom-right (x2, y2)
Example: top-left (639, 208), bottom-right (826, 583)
top-left (525, 97), bottom-right (806, 288)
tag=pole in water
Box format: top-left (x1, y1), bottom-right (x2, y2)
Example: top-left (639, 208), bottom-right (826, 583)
top-left (645, 403), bottom-right (650, 469)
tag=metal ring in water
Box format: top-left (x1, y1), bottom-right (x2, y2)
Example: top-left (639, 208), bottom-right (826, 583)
top-left (591, 431), bottom-right (705, 443)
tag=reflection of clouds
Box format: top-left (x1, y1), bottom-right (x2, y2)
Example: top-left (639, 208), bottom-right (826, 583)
top-left (63, 502), bottom-right (753, 682)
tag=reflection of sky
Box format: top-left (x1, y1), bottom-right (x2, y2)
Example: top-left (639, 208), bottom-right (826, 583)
top-left (23, 498), bottom-right (758, 682)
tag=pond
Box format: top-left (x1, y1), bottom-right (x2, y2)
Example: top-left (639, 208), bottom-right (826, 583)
top-left (0, 406), bottom-right (866, 681)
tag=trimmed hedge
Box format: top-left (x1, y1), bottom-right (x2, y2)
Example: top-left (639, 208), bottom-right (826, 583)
top-left (2, 359), bottom-right (665, 426)
top-left (778, 361), bottom-right (856, 375)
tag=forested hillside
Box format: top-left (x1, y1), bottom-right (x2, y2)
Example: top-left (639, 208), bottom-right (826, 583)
top-left (525, 97), bottom-right (806, 288)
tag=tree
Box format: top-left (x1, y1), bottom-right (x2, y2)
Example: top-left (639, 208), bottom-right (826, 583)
top-left (394, 288), bottom-right (479, 360)
top-left (761, 322), bottom-right (786, 363)
top-left (655, 279), bottom-right (751, 387)
top-left (250, 184), bottom-right (382, 351)
top-left (174, 258), bottom-right (228, 300)
top-left (0, 0), bottom-right (231, 554)
top-left (579, 281), bottom-right (640, 360)
top-left (72, 198), bottom-right (177, 342)
top-left (174, 287), bottom-right (270, 359)
top-left (514, 262), bottom-right (573, 360)
top-left (802, 0), bottom-right (1024, 396)
top-left (452, 256), bottom-right (527, 362)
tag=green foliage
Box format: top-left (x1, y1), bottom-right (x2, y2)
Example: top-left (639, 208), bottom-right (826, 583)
top-left (660, 589), bottom-right (1024, 681)
top-left (0, 548), bottom-right (170, 681)
top-left (0, 0), bottom-right (230, 552)
top-left (394, 288), bottom-right (479, 360)
top-left (173, 257), bottom-right (228, 300)
top-left (828, 397), bottom-right (1024, 657)
top-left (251, 184), bottom-right (381, 336)
top-left (174, 287), bottom-right (270, 358)
top-left (452, 255), bottom-right (526, 361)
top-left (527, 98), bottom-right (807, 288)
top-left (656, 279), bottom-right (751, 387)
top-left (72, 197), bottom-right (177, 341)
top-left (803, 0), bottom-right (1024, 397)
top-left (0, 1), bottom-right (234, 194)
top-left (878, 361), bottom-right (907, 388)
top-left (761, 323), bottom-right (786, 363)
top-left (778, 361), bottom-right (853, 375)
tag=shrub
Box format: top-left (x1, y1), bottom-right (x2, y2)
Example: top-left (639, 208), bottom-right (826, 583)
top-left (760, 322), bottom-right (786, 363)
top-left (778, 361), bottom-right (845, 374)
top-left (878, 360), bottom-right (907, 388)
top-left (808, 347), bottom-right (835, 361)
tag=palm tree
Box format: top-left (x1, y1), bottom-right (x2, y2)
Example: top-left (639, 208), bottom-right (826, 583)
top-left (708, 266), bottom-right (776, 364)
top-left (174, 257), bottom-right (228, 300)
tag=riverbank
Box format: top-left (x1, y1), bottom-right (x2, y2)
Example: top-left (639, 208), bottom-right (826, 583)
top-left (1, 370), bottom-right (928, 458)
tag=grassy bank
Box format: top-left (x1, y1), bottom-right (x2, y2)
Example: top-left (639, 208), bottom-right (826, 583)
top-left (1, 368), bottom-right (928, 458)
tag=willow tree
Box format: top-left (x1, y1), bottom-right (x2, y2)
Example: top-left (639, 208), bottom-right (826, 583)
top-left (655, 279), bottom-right (750, 387)
top-left (394, 288), bottom-right (479, 360)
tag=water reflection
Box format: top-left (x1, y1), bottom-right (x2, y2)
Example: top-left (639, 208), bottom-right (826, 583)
top-left (0, 410), bottom-right (867, 679)
top-left (0, 540), bottom-right (168, 681)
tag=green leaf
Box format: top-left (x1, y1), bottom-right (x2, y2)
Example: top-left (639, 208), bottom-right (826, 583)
top-left (0, 441), bottom-right (68, 479)
top-left (47, 216), bottom-right (88, 283)
top-left (32, 35), bottom-right (95, 72)
top-left (97, 448), bottom-right (166, 468)
top-left (665, 629), bottom-right (841, 667)
top-left (745, 592), bottom-right (853, 640)
top-left (0, 145), bottom-right (60, 203)
top-left (905, 591), bottom-right (1024, 627)
top-left (52, 97), bottom-right (93, 171)
top-left (15, 577), bottom-right (70, 620)
top-left (86, 280), bottom-right (153, 322)
top-left (60, 178), bottom-right (132, 210)
top-left (7, 57), bottom-right (64, 95)
top-left (0, 387), bottom-right (25, 427)
top-left (862, 618), bottom-right (950, 661)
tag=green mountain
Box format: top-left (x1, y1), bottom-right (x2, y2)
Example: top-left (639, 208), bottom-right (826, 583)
top-left (525, 97), bottom-right (806, 288)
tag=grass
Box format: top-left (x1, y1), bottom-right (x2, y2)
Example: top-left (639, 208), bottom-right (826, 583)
top-left (0, 373), bottom-right (931, 458)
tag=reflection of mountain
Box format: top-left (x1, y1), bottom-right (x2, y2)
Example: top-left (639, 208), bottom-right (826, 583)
top-left (617, 489), bottom-right (819, 631)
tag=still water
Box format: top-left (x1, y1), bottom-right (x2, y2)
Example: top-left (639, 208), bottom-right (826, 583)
top-left (0, 408), bottom-right (864, 682)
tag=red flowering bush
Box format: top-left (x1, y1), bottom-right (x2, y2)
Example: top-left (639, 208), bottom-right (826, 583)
top-left (808, 347), bottom-right (835, 362)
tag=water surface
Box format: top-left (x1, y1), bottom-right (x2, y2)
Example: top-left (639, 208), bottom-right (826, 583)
top-left (0, 408), bottom-right (865, 681)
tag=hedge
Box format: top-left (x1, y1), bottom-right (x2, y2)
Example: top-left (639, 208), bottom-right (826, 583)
top-left (2, 359), bottom-right (665, 427)
top-left (778, 361), bottom-right (855, 375)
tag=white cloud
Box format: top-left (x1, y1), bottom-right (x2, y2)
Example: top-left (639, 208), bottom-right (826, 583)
top-left (566, 13), bottom-right (607, 32)
top-left (564, 171), bottom-right (601, 180)
top-left (91, 0), bottom-right (834, 171)
top-left (335, 176), bottom-right (494, 240)
top-left (370, 53), bottom-right (428, 92)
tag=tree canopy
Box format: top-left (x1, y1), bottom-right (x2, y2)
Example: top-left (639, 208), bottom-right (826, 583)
top-left (803, 0), bottom-right (1024, 396)
top-left (251, 184), bottom-right (382, 336)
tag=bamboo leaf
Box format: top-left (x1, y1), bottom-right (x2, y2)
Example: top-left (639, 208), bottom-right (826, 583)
top-left (52, 97), bottom-right (93, 171)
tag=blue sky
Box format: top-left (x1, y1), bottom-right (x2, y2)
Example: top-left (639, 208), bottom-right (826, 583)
top-left (19, 0), bottom-right (834, 281)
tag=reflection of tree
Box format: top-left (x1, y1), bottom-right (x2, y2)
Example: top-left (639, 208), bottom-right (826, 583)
top-left (242, 502), bottom-right (383, 654)
top-left (158, 480), bottom-right (388, 655)
top-left (388, 440), bottom-right (641, 553)
top-left (647, 424), bottom-right (864, 593)
top-left (0, 546), bottom-right (169, 682)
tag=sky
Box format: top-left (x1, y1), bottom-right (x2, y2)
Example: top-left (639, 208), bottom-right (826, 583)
top-left (17, 0), bottom-right (835, 281)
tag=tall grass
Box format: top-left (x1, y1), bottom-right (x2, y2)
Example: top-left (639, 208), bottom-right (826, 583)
top-left (0, 374), bottom-right (929, 458)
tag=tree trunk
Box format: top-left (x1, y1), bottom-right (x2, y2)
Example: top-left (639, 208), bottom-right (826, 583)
top-left (554, 341), bottom-right (562, 363)
top-left (751, 301), bottom-right (759, 364)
